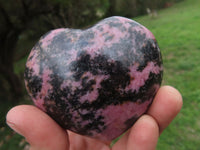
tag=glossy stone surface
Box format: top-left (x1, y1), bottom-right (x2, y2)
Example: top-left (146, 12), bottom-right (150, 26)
top-left (24, 16), bottom-right (163, 141)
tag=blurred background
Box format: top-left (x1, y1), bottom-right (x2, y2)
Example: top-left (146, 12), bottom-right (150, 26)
top-left (0, 0), bottom-right (199, 149)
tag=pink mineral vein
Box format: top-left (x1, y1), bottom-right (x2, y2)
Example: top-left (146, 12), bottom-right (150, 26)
top-left (41, 28), bottom-right (66, 48)
top-left (33, 68), bottom-right (53, 112)
top-left (85, 24), bottom-right (127, 58)
top-left (79, 72), bottom-right (110, 103)
top-left (26, 51), bottom-right (40, 76)
top-left (94, 100), bottom-right (152, 141)
top-left (125, 62), bottom-right (162, 92)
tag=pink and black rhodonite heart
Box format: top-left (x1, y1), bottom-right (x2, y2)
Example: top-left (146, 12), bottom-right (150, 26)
top-left (24, 16), bottom-right (163, 141)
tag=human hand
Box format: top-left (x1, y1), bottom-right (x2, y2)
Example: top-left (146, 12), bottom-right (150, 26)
top-left (6, 86), bottom-right (182, 150)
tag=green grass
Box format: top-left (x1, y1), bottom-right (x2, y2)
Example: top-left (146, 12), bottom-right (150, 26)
top-left (1, 0), bottom-right (200, 149)
top-left (135, 0), bottom-right (200, 149)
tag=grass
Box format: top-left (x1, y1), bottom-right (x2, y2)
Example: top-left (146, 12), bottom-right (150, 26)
top-left (1, 0), bottom-right (200, 149)
top-left (135, 0), bottom-right (200, 149)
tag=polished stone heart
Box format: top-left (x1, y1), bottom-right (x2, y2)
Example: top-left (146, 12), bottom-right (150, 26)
top-left (24, 16), bottom-right (163, 142)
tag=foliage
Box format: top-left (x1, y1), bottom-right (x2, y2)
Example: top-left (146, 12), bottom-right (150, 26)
top-left (0, 0), bottom-right (51, 100)
top-left (0, 0), bottom-right (109, 101)
top-left (106, 0), bottom-right (183, 18)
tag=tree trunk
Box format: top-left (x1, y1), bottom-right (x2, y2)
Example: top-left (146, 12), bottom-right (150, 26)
top-left (0, 28), bottom-right (23, 100)
top-left (105, 0), bottom-right (117, 17)
top-left (0, 63), bottom-right (23, 100)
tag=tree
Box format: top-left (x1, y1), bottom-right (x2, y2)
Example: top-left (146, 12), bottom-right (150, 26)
top-left (0, 0), bottom-right (109, 100)
top-left (0, 0), bottom-right (54, 100)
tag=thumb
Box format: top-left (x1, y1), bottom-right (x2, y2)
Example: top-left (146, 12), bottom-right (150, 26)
top-left (6, 105), bottom-right (69, 150)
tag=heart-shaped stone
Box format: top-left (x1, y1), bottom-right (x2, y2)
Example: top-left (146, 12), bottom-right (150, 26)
top-left (24, 16), bottom-right (163, 142)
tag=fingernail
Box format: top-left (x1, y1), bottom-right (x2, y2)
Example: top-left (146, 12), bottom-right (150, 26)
top-left (7, 120), bottom-right (23, 135)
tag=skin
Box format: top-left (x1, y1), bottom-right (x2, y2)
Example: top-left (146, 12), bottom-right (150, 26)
top-left (6, 85), bottom-right (182, 150)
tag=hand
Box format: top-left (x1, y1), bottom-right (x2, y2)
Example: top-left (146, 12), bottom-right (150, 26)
top-left (6, 86), bottom-right (182, 150)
